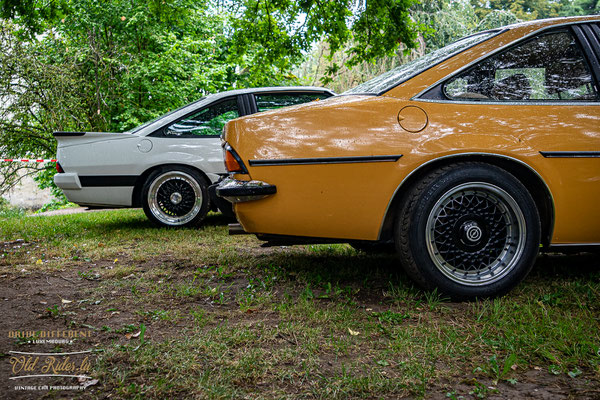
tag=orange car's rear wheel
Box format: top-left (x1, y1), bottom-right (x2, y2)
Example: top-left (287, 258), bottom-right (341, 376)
top-left (396, 163), bottom-right (540, 299)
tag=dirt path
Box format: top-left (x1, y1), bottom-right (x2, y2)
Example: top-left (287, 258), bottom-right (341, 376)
top-left (31, 207), bottom-right (114, 217)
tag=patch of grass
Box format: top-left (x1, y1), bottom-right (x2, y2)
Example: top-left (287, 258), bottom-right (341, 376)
top-left (103, 264), bottom-right (137, 279)
top-left (1, 209), bottom-right (599, 399)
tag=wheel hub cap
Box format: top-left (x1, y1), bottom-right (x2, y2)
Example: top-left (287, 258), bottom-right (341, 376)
top-left (464, 222), bottom-right (482, 242)
top-left (455, 217), bottom-right (489, 252)
top-left (170, 192), bottom-right (183, 205)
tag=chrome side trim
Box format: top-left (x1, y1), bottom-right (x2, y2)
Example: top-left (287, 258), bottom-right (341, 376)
top-left (377, 152), bottom-right (555, 240)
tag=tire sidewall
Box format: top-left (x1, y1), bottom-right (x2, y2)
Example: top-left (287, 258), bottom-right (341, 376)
top-left (402, 164), bottom-right (540, 299)
top-left (142, 166), bottom-right (210, 228)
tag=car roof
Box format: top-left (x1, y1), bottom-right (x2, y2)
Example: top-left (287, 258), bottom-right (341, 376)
top-left (207, 86), bottom-right (335, 98)
top-left (189, 86), bottom-right (335, 113)
top-left (504, 15), bottom-right (599, 32)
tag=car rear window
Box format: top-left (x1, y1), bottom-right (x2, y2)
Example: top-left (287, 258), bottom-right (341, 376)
top-left (344, 31), bottom-right (499, 95)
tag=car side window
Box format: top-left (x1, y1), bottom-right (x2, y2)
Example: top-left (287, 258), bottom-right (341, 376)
top-left (164, 98), bottom-right (239, 137)
top-left (255, 93), bottom-right (328, 112)
top-left (444, 30), bottom-right (598, 102)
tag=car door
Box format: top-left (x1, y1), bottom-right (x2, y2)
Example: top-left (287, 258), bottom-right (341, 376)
top-left (416, 24), bottom-right (600, 244)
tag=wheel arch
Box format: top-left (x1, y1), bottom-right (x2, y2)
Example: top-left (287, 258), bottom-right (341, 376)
top-left (379, 153), bottom-right (555, 248)
top-left (131, 163), bottom-right (212, 207)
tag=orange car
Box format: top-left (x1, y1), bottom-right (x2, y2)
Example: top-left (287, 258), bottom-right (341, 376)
top-left (217, 16), bottom-right (600, 299)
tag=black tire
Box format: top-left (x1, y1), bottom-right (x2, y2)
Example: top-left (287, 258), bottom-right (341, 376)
top-left (141, 166), bottom-right (210, 228)
top-left (396, 163), bottom-right (540, 300)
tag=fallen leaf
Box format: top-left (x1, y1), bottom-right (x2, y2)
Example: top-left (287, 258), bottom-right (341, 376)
top-left (80, 378), bottom-right (99, 389)
top-left (348, 328), bottom-right (360, 336)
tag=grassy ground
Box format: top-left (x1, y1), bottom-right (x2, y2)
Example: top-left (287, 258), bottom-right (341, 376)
top-left (1, 209), bottom-right (599, 399)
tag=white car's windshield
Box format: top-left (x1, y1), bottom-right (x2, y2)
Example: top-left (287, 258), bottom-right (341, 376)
top-left (344, 31), bottom-right (499, 95)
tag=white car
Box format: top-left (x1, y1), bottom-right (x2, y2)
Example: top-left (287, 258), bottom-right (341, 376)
top-left (54, 87), bottom-right (334, 227)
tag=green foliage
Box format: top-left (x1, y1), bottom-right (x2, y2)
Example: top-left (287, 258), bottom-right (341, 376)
top-left (471, 0), bottom-right (599, 20)
top-left (51, 0), bottom-right (238, 133)
top-left (0, 0), bottom-right (67, 36)
top-left (304, 0), bottom-right (597, 93)
top-left (228, 0), bottom-right (420, 86)
top-left (0, 197), bottom-right (26, 218)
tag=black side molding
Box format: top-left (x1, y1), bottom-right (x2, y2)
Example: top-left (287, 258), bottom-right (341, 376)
top-left (249, 154), bottom-right (403, 167)
top-left (540, 151), bottom-right (600, 158)
top-left (79, 175), bottom-right (138, 187)
top-left (53, 131), bottom-right (86, 137)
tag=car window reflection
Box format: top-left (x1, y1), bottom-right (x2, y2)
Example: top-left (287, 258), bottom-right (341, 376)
top-left (445, 30), bottom-right (598, 102)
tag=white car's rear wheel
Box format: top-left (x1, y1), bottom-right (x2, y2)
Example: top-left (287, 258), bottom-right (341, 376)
top-left (142, 167), bottom-right (209, 227)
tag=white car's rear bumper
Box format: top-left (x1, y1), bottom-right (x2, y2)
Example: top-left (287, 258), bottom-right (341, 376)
top-left (54, 173), bottom-right (134, 207)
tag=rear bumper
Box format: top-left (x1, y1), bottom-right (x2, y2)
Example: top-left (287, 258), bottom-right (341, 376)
top-left (215, 177), bottom-right (276, 203)
top-left (53, 173), bottom-right (133, 207)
